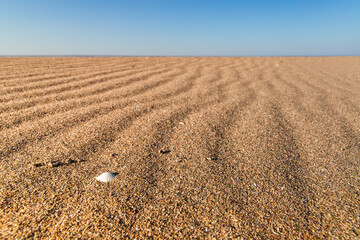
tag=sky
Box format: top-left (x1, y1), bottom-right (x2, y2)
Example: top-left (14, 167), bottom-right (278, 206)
top-left (0, 0), bottom-right (359, 56)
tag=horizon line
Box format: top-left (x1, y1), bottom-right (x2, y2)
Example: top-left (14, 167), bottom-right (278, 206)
top-left (0, 54), bottom-right (359, 58)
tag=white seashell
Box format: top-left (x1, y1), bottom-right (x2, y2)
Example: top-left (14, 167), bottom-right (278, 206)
top-left (95, 172), bottom-right (117, 182)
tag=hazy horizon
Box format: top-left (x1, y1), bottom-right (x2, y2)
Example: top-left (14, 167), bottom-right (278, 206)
top-left (1, 54), bottom-right (359, 57)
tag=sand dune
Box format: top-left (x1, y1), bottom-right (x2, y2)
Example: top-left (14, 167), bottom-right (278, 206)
top-left (0, 57), bottom-right (359, 238)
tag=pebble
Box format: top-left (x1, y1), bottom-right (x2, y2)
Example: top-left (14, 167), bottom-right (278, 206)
top-left (66, 158), bottom-right (75, 164)
top-left (159, 149), bottom-right (171, 154)
top-left (47, 161), bottom-right (61, 167)
top-left (33, 163), bottom-right (44, 167)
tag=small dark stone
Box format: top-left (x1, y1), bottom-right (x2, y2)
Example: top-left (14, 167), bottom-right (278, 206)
top-left (33, 163), bottom-right (44, 167)
top-left (66, 158), bottom-right (75, 164)
top-left (159, 150), bottom-right (171, 154)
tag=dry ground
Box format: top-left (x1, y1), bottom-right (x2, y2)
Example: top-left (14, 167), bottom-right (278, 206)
top-left (0, 57), bottom-right (359, 239)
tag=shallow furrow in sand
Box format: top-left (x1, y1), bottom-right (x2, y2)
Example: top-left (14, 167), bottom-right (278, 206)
top-left (281, 63), bottom-right (360, 140)
top-left (0, 60), bottom-right (199, 131)
top-left (273, 61), bottom-right (360, 127)
top-left (0, 58), bottom-right (120, 82)
top-left (0, 60), bottom-right (217, 162)
top-left (301, 65), bottom-right (360, 113)
top-left (128, 62), bottom-right (260, 237)
top-left (0, 57), bottom-right (181, 97)
top-left (0, 63), bottom-right (201, 157)
top-left (131, 59), bottom-right (241, 168)
top-left (94, 59), bottom-right (232, 154)
top-left (0, 59), bottom-right (188, 114)
top-left (262, 62), bottom-right (359, 237)
top-left (0, 60), bottom-right (120, 85)
top-left (0, 60), bottom-right (225, 234)
top-left (17, 59), bottom-right (222, 166)
top-left (231, 63), bottom-right (318, 237)
top-left (0, 62), bottom-right (139, 96)
top-left (85, 59), bottom-right (239, 176)
top-left (267, 102), bottom-right (315, 231)
top-left (0, 60), bottom-right (179, 108)
top-left (0, 61), bottom-right (93, 83)
top-left (304, 66), bottom-right (358, 97)
top-left (305, 58), bottom-right (360, 88)
top-left (262, 67), bottom-right (314, 190)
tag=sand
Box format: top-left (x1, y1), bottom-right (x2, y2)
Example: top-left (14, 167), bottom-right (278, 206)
top-left (0, 57), bottom-right (359, 239)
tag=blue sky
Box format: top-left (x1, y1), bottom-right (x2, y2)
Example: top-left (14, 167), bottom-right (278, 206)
top-left (0, 0), bottom-right (359, 56)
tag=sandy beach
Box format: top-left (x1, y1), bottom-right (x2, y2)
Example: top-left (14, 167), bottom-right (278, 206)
top-left (0, 57), bottom-right (359, 238)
